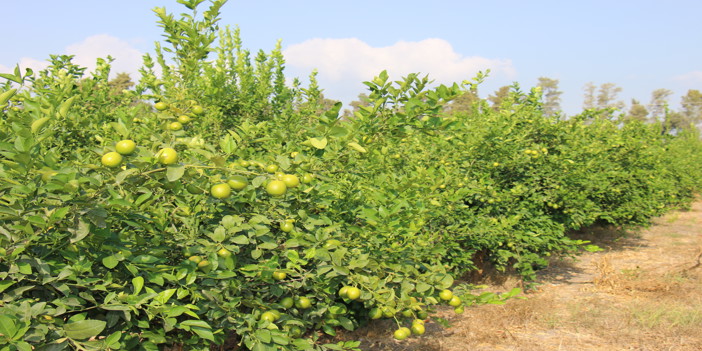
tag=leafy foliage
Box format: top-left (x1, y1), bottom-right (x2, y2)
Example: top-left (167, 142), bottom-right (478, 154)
top-left (1, 1), bottom-right (702, 350)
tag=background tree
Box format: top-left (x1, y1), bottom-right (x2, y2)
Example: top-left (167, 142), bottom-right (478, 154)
top-left (583, 82), bottom-right (624, 112)
top-left (626, 99), bottom-right (648, 122)
top-left (680, 89), bottom-right (702, 126)
top-left (660, 89), bottom-right (702, 133)
top-left (648, 88), bottom-right (673, 123)
top-left (596, 83), bottom-right (625, 110)
top-left (107, 72), bottom-right (134, 94)
top-left (342, 93), bottom-right (372, 119)
top-left (488, 86), bottom-right (511, 110)
top-left (443, 89), bottom-right (480, 115)
top-left (583, 82), bottom-right (596, 109)
top-left (537, 77), bottom-right (562, 116)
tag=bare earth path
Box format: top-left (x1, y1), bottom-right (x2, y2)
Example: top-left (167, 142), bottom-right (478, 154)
top-left (342, 201), bottom-right (702, 350)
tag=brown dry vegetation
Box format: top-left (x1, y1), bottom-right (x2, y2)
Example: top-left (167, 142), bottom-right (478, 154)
top-left (337, 201), bottom-right (702, 351)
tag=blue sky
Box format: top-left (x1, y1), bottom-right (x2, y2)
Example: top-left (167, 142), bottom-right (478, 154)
top-left (2, 0), bottom-right (701, 115)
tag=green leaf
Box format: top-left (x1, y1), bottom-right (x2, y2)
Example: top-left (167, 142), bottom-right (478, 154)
top-left (50, 206), bottom-right (70, 221)
top-left (337, 316), bottom-right (354, 331)
top-left (0, 281), bottom-right (15, 293)
top-left (115, 168), bottom-right (139, 185)
top-left (180, 319), bottom-right (211, 329)
top-left (132, 276), bottom-right (144, 295)
top-left (438, 274), bottom-right (454, 289)
top-left (104, 331), bottom-right (122, 348)
top-left (0, 72), bottom-right (21, 84)
top-left (271, 333), bottom-right (289, 345)
top-left (258, 242), bottom-right (278, 250)
top-left (70, 218), bottom-right (90, 243)
top-left (166, 164), bottom-right (185, 181)
top-left (252, 175), bottom-right (267, 187)
top-left (219, 134), bottom-right (237, 154)
top-left (15, 341), bottom-right (32, 351)
top-left (231, 235), bottom-right (249, 245)
top-left (0, 89), bottom-right (17, 106)
top-left (255, 329), bottom-right (272, 343)
top-left (416, 281), bottom-right (431, 293)
top-left (292, 339), bottom-right (313, 350)
top-left (63, 319), bottom-right (106, 340)
top-left (102, 255), bottom-right (119, 269)
top-left (304, 137), bottom-right (327, 149)
top-left (154, 288), bottom-right (177, 304)
top-left (17, 261), bottom-right (32, 275)
top-left (584, 244), bottom-right (603, 252)
top-left (324, 101), bottom-right (343, 120)
top-left (208, 226), bottom-right (226, 242)
top-left (100, 304), bottom-right (131, 311)
top-left (0, 315), bottom-right (18, 339)
top-left (329, 126), bottom-right (348, 137)
top-left (191, 326), bottom-right (215, 342)
top-left (348, 142), bottom-right (367, 153)
top-left (135, 192), bottom-right (153, 207)
top-left (58, 96), bottom-right (78, 118)
top-left (30, 117), bottom-right (51, 134)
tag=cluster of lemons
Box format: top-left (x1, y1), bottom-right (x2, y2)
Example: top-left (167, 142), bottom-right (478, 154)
top-left (100, 141), bottom-right (178, 169)
top-left (100, 140), bottom-right (138, 168)
top-left (100, 101), bottom-right (317, 200)
top-left (154, 101), bottom-right (204, 131)
top-left (390, 289), bottom-right (462, 340)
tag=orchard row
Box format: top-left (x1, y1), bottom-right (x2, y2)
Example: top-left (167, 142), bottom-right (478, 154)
top-left (2, 1), bottom-right (702, 350)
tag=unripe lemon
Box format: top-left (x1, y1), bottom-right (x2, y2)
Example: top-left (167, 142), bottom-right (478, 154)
top-left (410, 323), bottom-right (425, 335)
top-left (281, 174), bottom-right (300, 188)
top-left (439, 289), bottom-right (453, 301)
top-left (345, 286), bottom-right (361, 300)
top-left (295, 296), bottom-right (312, 309)
top-left (154, 101), bottom-right (168, 111)
top-left (115, 140), bottom-right (136, 155)
top-left (177, 115), bottom-right (191, 124)
top-left (157, 148), bottom-right (178, 165)
top-left (216, 248), bottom-right (231, 258)
top-left (272, 271), bottom-right (287, 280)
top-left (191, 105), bottom-right (204, 115)
top-left (210, 183), bottom-right (232, 199)
top-left (301, 173), bottom-right (314, 184)
top-left (280, 221), bottom-right (294, 233)
top-left (448, 295), bottom-right (462, 307)
top-left (393, 327), bottom-right (411, 340)
top-left (266, 180), bottom-right (287, 196)
top-left (101, 152), bottom-right (123, 167)
top-left (265, 164), bottom-right (279, 173)
top-left (280, 297), bottom-right (294, 309)
top-left (168, 121), bottom-right (183, 131)
top-left (260, 311), bottom-right (278, 322)
top-left (227, 175), bottom-right (248, 190)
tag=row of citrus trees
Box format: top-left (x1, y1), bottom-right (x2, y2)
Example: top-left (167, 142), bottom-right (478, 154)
top-left (2, 1), bottom-right (702, 350)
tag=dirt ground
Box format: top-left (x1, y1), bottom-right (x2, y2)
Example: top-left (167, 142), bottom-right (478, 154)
top-left (341, 202), bottom-right (702, 351)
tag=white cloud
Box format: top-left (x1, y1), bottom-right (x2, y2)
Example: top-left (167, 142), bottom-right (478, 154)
top-left (0, 58), bottom-right (49, 76)
top-left (673, 71), bottom-right (702, 84)
top-left (283, 37), bottom-right (515, 103)
top-left (65, 34), bottom-right (144, 78)
top-left (1, 35), bottom-right (143, 80)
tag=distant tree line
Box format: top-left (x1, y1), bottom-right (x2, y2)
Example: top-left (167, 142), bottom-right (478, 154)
top-left (339, 77), bottom-right (702, 134)
top-left (110, 72), bottom-right (701, 134)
